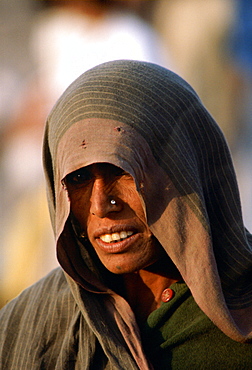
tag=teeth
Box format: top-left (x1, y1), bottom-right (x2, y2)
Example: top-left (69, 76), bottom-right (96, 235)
top-left (112, 233), bottom-right (120, 241)
top-left (119, 231), bottom-right (128, 239)
top-left (100, 230), bottom-right (133, 243)
top-left (101, 234), bottom-right (113, 243)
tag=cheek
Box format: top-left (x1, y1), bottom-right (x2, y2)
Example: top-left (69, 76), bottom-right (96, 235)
top-left (69, 192), bottom-right (90, 228)
top-left (120, 183), bottom-right (147, 223)
top-left (131, 199), bottom-right (148, 230)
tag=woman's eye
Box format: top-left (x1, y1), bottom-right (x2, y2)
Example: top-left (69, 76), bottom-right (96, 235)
top-left (65, 168), bottom-right (91, 186)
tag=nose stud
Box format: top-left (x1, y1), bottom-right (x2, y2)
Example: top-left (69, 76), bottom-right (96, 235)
top-left (91, 198), bottom-right (117, 216)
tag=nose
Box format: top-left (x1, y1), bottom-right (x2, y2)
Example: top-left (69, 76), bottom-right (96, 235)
top-left (90, 178), bottom-right (122, 218)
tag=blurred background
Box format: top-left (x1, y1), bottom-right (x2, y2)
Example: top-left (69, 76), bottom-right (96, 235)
top-left (0, 0), bottom-right (251, 308)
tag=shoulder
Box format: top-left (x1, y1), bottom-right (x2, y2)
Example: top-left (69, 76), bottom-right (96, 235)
top-left (0, 268), bottom-right (80, 368)
top-left (0, 268), bottom-right (77, 343)
top-left (1, 267), bottom-right (70, 313)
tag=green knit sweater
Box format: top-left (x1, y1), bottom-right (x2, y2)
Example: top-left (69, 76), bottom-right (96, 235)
top-left (141, 282), bottom-right (252, 369)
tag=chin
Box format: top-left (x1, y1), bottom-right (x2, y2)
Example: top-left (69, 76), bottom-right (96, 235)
top-left (104, 263), bottom-right (135, 275)
top-left (103, 258), bottom-right (156, 275)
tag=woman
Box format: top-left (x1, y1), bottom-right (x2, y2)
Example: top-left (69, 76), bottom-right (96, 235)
top-left (0, 60), bottom-right (251, 369)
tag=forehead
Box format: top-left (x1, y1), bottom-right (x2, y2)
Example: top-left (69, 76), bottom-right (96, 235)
top-left (55, 118), bottom-right (154, 186)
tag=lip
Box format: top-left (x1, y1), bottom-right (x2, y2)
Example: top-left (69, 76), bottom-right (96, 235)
top-left (95, 232), bottom-right (140, 254)
top-left (93, 224), bottom-right (138, 239)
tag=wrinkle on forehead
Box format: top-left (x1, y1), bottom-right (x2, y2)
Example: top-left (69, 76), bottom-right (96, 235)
top-left (56, 118), bottom-right (151, 185)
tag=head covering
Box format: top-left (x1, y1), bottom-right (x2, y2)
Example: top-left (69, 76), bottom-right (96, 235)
top-left (43, 60), bottom-right (252, 343)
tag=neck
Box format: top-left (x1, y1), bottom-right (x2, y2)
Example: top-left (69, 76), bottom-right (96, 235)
top-left (123, 258), bottom-right (182, 325)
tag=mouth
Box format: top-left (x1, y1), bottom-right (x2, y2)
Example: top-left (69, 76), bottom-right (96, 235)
top-left (94, 228), bottom-right (139, 254)
top-left (99, 230), bottom-right (134, 243)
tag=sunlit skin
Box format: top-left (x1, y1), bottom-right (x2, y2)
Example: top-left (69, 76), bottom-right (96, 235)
top-left (65, 163), bottom-right (181, 321)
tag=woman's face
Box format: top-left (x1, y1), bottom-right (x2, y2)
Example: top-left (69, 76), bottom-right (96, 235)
top-left (64, 163), bottom-right (164, 274)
